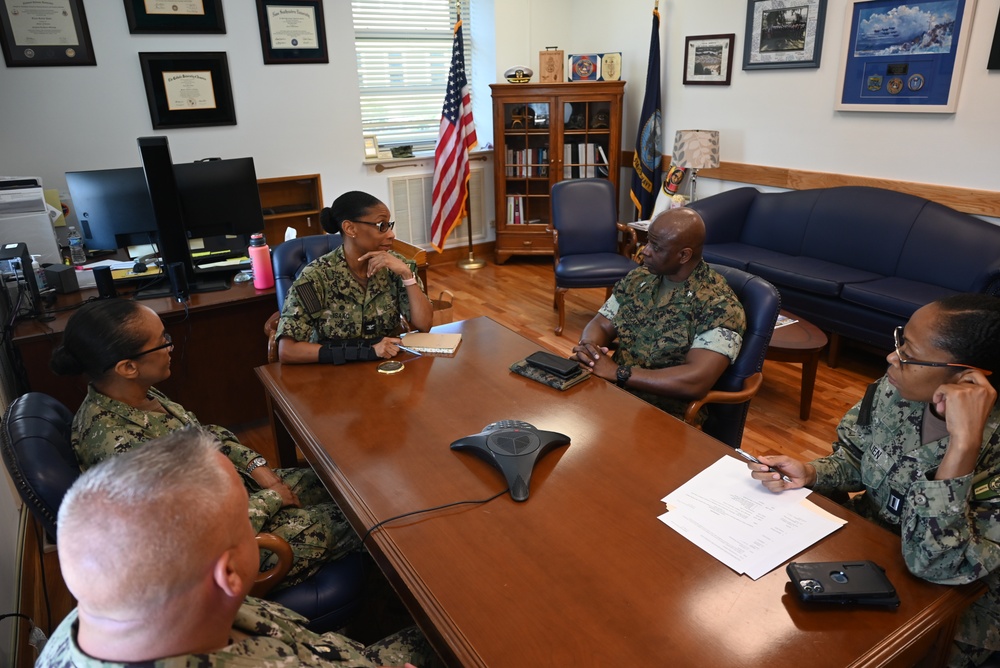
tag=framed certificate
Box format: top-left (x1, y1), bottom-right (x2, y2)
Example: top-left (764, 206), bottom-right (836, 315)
top-left (139, 52), bottom-right (236, 129)
top-left (0, 0), bottom-right (96, 67)
top-left (255, 0), bottom-right (328, 65)
top-left (123, 0), bottom-right (226, 35)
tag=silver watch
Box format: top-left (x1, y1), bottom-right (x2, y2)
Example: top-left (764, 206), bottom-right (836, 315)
top-left (246, 456), bottom-right (268, 474)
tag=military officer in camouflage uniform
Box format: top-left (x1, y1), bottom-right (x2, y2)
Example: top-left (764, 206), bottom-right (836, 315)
top-left (51, 299), bottom-right (359, 590)
top-left (37, 430), bottom-right (438, 667)
top-left (572, 207), bottom-right (746, 421)
top-left (276, 191), bottom-right (432, 365)
top-left (750, 294), bottom-right (1000, 667)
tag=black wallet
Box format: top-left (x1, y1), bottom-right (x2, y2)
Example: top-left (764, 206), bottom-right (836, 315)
top-left (525, 351), bottom-right (581, 379)
top-left (786, 561), bottom-right (899, 608)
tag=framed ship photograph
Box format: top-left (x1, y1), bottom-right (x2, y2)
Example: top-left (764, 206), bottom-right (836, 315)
top-left (835, 0), bottom-right (976, 112)
top-left (743, 0), bottom-right (827, 70)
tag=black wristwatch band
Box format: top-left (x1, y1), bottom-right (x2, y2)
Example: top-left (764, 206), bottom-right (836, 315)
top-left (615, 365), bottom-right (632, 387)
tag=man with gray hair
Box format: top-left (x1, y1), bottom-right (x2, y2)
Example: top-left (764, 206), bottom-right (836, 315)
top-left (37, 428), bottom-right (437, 667)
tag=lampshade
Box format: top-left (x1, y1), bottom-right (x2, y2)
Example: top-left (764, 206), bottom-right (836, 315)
top-left (672, 130), bottom-right (720, 170)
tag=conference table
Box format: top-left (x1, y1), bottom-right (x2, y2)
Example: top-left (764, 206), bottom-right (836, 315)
top-left (255, 316), bottom-right (984, 667)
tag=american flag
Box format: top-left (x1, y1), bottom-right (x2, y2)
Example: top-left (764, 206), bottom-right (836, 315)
top-left (430, 15), bottom-right (477, 251)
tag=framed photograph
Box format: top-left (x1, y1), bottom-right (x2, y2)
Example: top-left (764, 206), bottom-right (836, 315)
top-left (743, 0), bottom-right (827, 70)
top-left (835, 0), bottom-right (976, 113)
top-left (683, 34), bottom-right (736, 85)
top-left (138, 52), bottom-right (236, 129)
top-left (255, 0), bottom-right (328, 65)
top-left (0, 0), bottom-right (96, 67)
top-left (123, 0), bottom-right (226, 35)
top-left (989, 8), bottom-right (1000, 70)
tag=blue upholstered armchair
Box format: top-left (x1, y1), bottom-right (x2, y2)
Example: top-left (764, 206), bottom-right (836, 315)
top-left (550, 179), bottom-right (638, 336)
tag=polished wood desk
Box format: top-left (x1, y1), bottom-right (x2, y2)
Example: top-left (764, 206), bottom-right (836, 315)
top-left (11, 281), bottom-right (275, 427)
top-left (256, 317), bottom-right (984, 667)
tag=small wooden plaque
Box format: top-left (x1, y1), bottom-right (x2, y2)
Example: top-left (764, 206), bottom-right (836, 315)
top-left (539, 49), bottom-right (564, 83)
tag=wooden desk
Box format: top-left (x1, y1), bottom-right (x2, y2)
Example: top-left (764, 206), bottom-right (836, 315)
top-left (256, 317), bottom-right (984, 667)
top-left (11, 282), bottom-right (276, 427)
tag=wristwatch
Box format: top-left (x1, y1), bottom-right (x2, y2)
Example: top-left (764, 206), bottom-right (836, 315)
top-left (246, 456), bottom-right (268, 474)
top-left (615, 365), bottom-right (632, 387)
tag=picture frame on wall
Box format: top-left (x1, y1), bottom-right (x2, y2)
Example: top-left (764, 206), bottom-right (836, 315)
top-left (123, 0), bottom-right (226, 34)
top-left (683, 34), bottom-right (736, 85)
top-left (835, 0), bottom-right (976, 113)
top-left (0, 0), bottom-right (96, 67)
top-left (743, 0), bottom-right (827, 70)
top-left (989, 7), bottom-right (1000, 70)
top-left (255, 0), bottom-right (329, 65)
top-left (138, 52), bottom-right (237, 129)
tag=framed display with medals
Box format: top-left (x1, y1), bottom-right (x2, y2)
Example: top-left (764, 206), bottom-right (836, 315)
top-left (255, 0), bottom-right (329, 65)
top-left (683, 34), bottom-right (735, 85)
top-left (835, 0), bottom-right (976, 113)
top-left (123, 0), bottom-right (226, 34)
top-left (0, 0), bottom-right (96, 67)
top-left (139, 52), bottom-right (237, 129)
top-left (743, 0), bottom-right (827, 70)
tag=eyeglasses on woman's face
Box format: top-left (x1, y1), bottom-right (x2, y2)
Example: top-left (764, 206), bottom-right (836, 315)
top-left (892, 326), bottom-right (992, 376)
top-left (102, 332), bottom-right (174, 373)
top-left (351, 219), bottom-right (395, 234)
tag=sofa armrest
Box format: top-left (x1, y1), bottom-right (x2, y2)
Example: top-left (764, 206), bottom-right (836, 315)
top-left (689, 187), bottom-right (760, 244)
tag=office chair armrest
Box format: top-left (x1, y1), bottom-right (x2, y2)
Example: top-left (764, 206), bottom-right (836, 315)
top-left (552, 228), bottom-right (561, 264)
top-left (251, 532), bottom-right (295, 597)
top-left (616, 223), bottom-right (638, 258)
top-left (264, 311), bottom-right (280, 364)
top-left (682, 372), bottom-right (764, 426)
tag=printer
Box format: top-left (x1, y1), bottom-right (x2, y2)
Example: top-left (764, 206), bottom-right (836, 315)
top-left (0, 178), bottom-right (62, 266)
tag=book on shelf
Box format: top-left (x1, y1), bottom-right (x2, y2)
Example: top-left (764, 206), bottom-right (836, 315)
top-left (584, 143), bottom-right (596, 178)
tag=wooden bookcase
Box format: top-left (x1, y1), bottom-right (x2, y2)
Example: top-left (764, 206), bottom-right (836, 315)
top-left (490, 81), bottom-right (625, 264)
top-left (257, 174), bottom-right (324, 245)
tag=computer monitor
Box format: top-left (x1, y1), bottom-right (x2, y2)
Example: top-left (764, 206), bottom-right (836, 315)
top-left (175, 158), bottom-right (265, 239)
top-left (65, 167), bottom-right (159, 253)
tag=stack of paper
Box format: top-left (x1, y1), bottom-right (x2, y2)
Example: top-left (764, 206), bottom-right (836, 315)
top-left (658, 456), bottom-right (846, 580)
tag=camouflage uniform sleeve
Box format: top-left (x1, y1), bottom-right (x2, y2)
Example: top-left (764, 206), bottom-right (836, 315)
top-left (276, 275), bottom-right (325, 343)
top-left (248, 489), bottom-right (285, 532)
top-left (33, 609), bottom-right (77, 667)
top-left (203, 424), bottom-right (260, 471)
top-left (811, 397), bottom-right (868, 495)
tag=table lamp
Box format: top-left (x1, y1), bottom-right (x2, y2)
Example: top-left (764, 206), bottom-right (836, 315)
top-left (672, 130), bottom-right (720, 202)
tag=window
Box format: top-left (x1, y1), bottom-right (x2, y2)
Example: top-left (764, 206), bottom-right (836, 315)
top-left (352, 0), bottom-right (473, 151)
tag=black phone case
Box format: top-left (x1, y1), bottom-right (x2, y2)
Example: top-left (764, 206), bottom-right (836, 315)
top-left (786, 561), bottom-right (899, 608)
top-left (525, 351), bottom-right (581, 379)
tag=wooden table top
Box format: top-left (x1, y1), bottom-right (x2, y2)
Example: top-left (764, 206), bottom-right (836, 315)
top-left (256, 317), bottom-right (982, 667)
top-left (769, 310), bottom-right (829, 353)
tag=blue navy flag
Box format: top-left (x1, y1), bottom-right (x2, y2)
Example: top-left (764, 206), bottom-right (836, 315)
top-left (629, 3), bottom-right (662, 220)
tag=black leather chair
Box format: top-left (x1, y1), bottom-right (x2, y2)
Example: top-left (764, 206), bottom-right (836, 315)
top-left (550, 178), bottom-right (638, 336)
top-left (682, 265), bottom-right (781, 448)
top-left (0, 392), bottom-right (364, 632)
top-left (272, 233), bottom-right (345, 311)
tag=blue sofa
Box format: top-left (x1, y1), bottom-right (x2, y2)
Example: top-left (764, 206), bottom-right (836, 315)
top-left (689, 186), bottom-right (1000, 352)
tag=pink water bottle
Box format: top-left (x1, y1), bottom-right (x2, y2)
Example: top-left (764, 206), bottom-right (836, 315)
top-left (248, 233), bottom-right (275, 290)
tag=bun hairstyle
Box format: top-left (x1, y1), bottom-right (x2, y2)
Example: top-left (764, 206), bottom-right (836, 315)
top-left (934, 293), bottom-right (1000, 390)
top-left (49, 299), bottom-right (147, 379)
top-left (321, 191), bottom-right (384, 235)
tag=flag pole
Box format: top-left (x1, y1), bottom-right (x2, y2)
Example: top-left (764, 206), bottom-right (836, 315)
top-left (457, 215), bottom-right (484, 270)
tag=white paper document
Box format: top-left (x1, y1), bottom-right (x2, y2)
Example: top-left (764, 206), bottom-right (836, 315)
top-left (658, 456), bottom-right (846, 580)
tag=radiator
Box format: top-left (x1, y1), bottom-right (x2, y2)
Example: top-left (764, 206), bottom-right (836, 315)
top-left (388, 170), bottom-right (486, 248)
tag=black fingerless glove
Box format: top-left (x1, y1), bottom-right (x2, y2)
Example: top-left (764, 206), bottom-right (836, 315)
top-left (317, 338), bottom-right (382, 365)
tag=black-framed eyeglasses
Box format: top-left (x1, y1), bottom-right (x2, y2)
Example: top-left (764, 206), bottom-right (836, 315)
top-left (893, 326), bottom-right (993, 376)
top-left (351, 219), bottom-right (395, 234)
top-left (102, 332), bottom-right (174, 373)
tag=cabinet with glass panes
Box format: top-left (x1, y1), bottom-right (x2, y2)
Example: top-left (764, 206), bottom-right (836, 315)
top-left (490, 81), bottom-right (625, 264)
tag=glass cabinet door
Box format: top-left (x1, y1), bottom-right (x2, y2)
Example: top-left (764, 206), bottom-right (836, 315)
top-left (501, 100), bottom-right (550, 227)
top-left (561, 98), bottom-right (613, 182)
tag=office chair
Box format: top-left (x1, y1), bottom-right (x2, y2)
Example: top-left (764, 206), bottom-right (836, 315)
top-left (0, 392), bottom-right (364, 632)
top-left (682, 265), bottom-right (781, 448)
top-left (550, 178), bottom-right (638, 336)
top-left (265, 233), bottom-right (430, 362)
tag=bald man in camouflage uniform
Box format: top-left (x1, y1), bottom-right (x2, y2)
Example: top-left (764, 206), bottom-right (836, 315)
top-left (812, 377), bottom-right (1000, 666)
top-left (39, 429), bottom-right (437, 667)
top-left (573, 208), bottom-right (745, 422)
top-left (73, 385), bottom-right (359, 589)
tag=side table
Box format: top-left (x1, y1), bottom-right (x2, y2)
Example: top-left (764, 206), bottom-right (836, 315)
top-left (765, 311), bottom-right (828, 420)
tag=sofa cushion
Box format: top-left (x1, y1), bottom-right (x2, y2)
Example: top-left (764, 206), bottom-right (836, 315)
top-left (738, 189), bottom-right (822, 255)
top-left (703, 243), bottom-right (792, 271)
top-left (841, 277), bottom-right (958, 319)
top-left (748, 255), bottom-right (883, 296)
top-left (690, 187), bottom-right (759, 245)
top-left (799, 187), bottom-right (925, 275)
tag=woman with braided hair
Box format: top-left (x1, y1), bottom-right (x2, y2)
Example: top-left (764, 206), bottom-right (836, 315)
top-left (748, 294), bottom-right (1000, 667)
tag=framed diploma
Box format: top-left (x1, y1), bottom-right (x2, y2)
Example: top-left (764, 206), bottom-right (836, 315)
top-left (255, 0), bottom-right (328, 65)
top-left (0, 0), bottom-right (96, 67)
top-left (123, 0), bottom-right (225, 35)
top-left (139, 52), bottom-right (236, 129)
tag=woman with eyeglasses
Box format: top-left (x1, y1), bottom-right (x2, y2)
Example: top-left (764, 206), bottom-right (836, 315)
top-left (748, 293), bottom-right (1000, 667)
top-left (50, 299), bottom-right (361, 589)
top-left (276, 190), bottom-right (433, 364)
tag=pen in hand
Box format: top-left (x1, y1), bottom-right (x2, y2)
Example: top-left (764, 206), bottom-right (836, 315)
top-left (735, 448), bottom-right (794, 484)
top-left (397, 344), bottom-right (422, 357)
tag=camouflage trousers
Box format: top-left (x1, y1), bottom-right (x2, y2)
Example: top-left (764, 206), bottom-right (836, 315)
top-left (362, 626), bottom-right (443, 668)
top-left (258, 467), bottom-right (363, 589)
